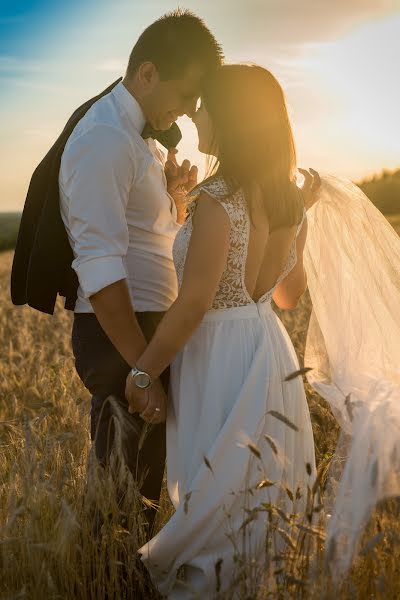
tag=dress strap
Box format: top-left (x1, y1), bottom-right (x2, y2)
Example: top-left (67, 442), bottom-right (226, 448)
top-left (186, 175), bottom-right (230, 202)
top-left (275, 207), bottom-right (307, 285)
top-left (186, 175), bottom-right (245, 225)
top-left (297, 206), bottom-right (307, 234)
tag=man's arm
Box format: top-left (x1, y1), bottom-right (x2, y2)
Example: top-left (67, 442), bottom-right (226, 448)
top-left (89, 279), bottom-right (147, 367)
top-left (60, 124), bottom-right (148, 367)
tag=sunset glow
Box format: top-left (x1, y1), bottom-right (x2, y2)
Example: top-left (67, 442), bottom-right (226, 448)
top-left (1, 1), bottom-right (399, 211)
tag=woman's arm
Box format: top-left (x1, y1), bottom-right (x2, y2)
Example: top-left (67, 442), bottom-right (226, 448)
top-left (134, 192), bottom-right (230, 382)
top-left (273, 166), bottom-right (320, 309)
top-left (272, 216), bottom-right (308, 310)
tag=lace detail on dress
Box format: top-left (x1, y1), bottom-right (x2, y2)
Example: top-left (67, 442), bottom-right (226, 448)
top-left (172, 175), bottom-right (306, 310)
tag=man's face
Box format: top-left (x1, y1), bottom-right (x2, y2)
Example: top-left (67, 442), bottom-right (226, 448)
top-left (141, 63), bottom-right (204, 131)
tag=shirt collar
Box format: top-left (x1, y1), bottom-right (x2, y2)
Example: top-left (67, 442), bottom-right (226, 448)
top-left (112, 81), bottom-right (147, 134)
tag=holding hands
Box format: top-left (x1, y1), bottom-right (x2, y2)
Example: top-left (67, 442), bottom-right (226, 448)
top-left (125, 374), bottom-right (168, 424)
top-left (126, 163), bottom-right (321, 425)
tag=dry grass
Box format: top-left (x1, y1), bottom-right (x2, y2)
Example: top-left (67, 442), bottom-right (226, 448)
top-left (1, 241), bottom-right (400, 599)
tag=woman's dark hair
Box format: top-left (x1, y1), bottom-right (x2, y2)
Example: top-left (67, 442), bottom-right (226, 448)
top-left (126, 9), bottom-right (223, 80)
top-left (201, 64), bottom-right (303, 231)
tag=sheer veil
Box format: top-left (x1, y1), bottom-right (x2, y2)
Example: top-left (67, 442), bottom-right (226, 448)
top-left (302, 175), bottom-right (400, 577)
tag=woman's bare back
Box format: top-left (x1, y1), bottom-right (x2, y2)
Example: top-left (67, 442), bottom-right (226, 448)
top-left (245, 214), bottom-right (298, 302)
top-left (176, 175), bottom-right (307, 311)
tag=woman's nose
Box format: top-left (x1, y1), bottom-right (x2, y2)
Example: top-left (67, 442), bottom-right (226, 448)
top-left (185, 98), bottom-right (198, 119)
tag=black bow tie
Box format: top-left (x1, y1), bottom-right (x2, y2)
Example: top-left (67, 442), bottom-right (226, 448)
top-left (141, 121), bottom-right (182, 150)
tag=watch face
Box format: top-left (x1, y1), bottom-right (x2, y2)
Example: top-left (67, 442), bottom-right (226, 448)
top-left (134, 372), bottom-right (151, 389)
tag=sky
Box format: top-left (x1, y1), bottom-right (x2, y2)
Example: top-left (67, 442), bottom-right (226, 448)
top-left (1, 0), bottom-right (399, 212)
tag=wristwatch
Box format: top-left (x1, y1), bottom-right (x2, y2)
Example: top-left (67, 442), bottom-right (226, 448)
top-left (130, 366), bottom-right (153, 390)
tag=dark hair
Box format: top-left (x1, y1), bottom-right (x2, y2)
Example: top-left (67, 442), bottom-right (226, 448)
top-left (201, 64), bottom-right (303, 231)
top-left (126, 9), bottom-right (223, 80)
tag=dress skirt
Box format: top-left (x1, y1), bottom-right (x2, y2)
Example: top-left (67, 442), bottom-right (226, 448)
top-left (138, 300), bottom-right (317, 599)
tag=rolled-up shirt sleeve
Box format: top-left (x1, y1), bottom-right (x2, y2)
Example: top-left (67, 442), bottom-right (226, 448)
top-left (59, 124), bottom-right (135, 299)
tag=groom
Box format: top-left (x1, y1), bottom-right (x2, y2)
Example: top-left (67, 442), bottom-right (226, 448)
top-left (11, 9), bottom-right (223, 537)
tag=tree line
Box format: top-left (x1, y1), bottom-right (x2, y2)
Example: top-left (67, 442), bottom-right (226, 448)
top-left (357, 167), bottom-right (400, 215)
top-left (1, 167), bottom-right (399, 252)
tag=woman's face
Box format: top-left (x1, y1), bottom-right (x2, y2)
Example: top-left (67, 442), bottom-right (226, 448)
top-left (192, 100), bottom-right (216, 156)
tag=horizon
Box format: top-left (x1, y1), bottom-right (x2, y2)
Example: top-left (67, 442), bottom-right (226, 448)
top-left (1, 165), bottom-right (398, 215)
top-left (1, 0), bottom-right (400, 212)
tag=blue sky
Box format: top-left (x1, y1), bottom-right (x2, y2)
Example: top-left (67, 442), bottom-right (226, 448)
top-left (0, 1), bottom-right (93, 70)
top-left (1, 0), bottom-right (400, 211)
top-left (0, 1), bottom-right (71, 56)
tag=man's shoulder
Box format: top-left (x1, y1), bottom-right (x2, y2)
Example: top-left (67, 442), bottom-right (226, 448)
top-left (65, 119), bottom-right (133, 153)
top-left (61, 119), bottom-right (144, 178)
top-left (66, 91), bottom-right (142, 149)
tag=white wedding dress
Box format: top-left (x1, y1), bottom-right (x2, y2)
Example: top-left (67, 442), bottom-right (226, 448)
top-left (137, 175), bottom-right (317, 598)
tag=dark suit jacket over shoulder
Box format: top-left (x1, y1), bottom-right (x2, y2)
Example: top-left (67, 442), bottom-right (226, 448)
top-left (11, 78), bottom-right (122, 315)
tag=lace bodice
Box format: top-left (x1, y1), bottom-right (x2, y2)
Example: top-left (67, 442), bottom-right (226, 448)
top-left (173, 175), bottom-right (306, 310)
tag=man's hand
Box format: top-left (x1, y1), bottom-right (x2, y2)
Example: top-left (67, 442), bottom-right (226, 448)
top-left (165, 149), bottom-right (198, 224)
top-left (298, 168), bottom-right (321, 210)
top-left (125, 375), bottom-right (167, 424)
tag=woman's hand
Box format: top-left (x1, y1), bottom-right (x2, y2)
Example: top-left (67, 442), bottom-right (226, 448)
top-left (165, 148), bottom-right (198, 224)
top-left (298, 168), bottom-right (321, 210)
top-left (125, 376), bottom-right (168, 424)
top-left (165, 148), bottom-right (198, 194)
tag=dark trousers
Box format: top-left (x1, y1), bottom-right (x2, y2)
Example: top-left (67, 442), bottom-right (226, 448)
top-left (72, 311), bottom-right (168, 537)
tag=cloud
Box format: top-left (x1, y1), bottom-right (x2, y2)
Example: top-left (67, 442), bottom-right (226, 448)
top-left (95, 58), bottom-right (127, 73)
top-left (0, 56), bottom-right (41, 73)
top-left (0, 75), bottom-right (73, 96)
top-left (205, 0), bottom-right (399, 47)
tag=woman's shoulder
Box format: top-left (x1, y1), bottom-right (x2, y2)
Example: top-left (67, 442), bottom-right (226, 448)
top-left (186, 176), bottom-right (245, 224)
top-left (186, 174), bottom-right (239, 202)
top-left (186, 175), bottom-right (247, 230)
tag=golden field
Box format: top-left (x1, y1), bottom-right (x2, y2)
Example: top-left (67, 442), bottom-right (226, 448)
top-left (1, 215), bottom-right (400, 600)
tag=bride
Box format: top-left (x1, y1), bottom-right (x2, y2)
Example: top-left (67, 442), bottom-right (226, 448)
top-left (125, 64), bottom-right (321, 598)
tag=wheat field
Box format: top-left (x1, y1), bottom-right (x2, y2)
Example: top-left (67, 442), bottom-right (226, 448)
top-left (1, 218), bottom-right (400, 599)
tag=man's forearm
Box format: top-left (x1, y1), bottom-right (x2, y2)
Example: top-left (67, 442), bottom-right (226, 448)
top-left (89, 279), bottom-right (147, 367)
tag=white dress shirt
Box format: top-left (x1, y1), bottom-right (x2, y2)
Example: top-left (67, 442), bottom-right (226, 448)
top-left (59, 81), bottom-right (181, 313)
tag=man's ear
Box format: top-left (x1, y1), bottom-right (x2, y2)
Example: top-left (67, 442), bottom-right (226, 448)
top-left (138, 62), bottom-right (159, 90)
